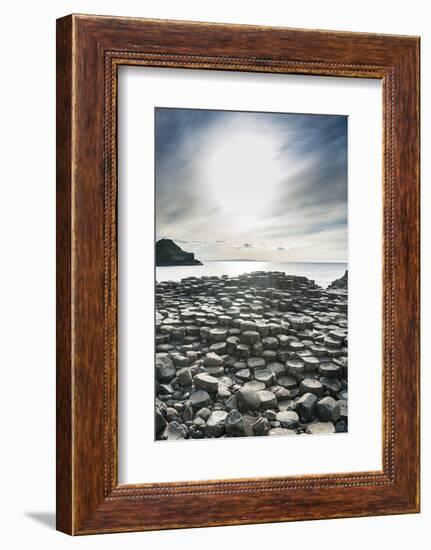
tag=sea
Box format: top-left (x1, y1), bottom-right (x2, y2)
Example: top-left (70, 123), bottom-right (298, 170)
top-left (156, 261), bottom-right (347, 289)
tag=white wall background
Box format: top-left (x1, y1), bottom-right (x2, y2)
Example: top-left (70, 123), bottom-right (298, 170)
top-left (0, 1), bottom-right (427, 548)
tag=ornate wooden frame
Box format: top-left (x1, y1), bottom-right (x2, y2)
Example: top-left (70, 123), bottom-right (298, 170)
top-left (56, 14), bottom-right (420, 535)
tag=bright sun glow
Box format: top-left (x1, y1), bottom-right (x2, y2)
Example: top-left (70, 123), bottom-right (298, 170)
top-left (201, 121), bottom-right (285, 231)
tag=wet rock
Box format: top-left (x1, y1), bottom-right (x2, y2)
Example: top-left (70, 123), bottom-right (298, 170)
top-left (254, 368), bottom-right (275, 387)
top-left (177, 367), bottom-right (193, 387)
top-left (203, 352), bottom-right (224, 369)
top-left (296, 392), bottom-right (318, 421)
top-left (236, 368), bottom-right (252, 382)
top-left (194, 373), bottom-right (219, 393)
top-left (247, 357), bottom-right (266, 370)
top-left (155, 355), bottom-right (176, 383)
top-left (257, 390), bottom-right (278, 410)
top-left (225, 409), bottom-right (247, 436)
top-left (165, 421), bottom-right (187, 440)
top-left (276, 410), bottom-right (299, 429)
top-left (316, 396), bottom-right (341, 422)
top-left (240, 331), bottom-right (261, 344)
top-left (300, 378), bottom-right (324, 397)
top-left (205, 410), bottom-right (228, 437)
top-left (189, 390), bottom-right (211, 410)
top-left (237, 388), bottom-right (261, 412)
top-left (155, 408), bottom-right (167, 434)
top-left (196, 407), bottom-right (211, 420)
top-left (252, 417), bottom-right (270, 436)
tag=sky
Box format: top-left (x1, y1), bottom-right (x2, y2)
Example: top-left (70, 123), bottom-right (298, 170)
top-left (155, 107), bottom-right (347, 263)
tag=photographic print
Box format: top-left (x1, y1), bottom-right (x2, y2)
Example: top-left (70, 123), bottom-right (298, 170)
top-left (155, 107), bottom-right (348, 441)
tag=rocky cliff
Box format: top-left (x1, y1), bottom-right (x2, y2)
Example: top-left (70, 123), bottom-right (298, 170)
top-left (156, 239), bottom-right (202, 266)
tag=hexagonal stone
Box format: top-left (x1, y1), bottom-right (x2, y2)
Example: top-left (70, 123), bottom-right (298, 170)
top-left (237, 344), bottom-right (251, 359)
top-left (236, 368), bottom-right (252, 382)
top-left (164, 421), bottom-right (187, 440)
top-left (155, 355), bottom-right (176, 383)
top-left (239, 320), bottom-right (257, 333)
top-left (209, 328), bottom-right (228, 343)
top-left (196, 407), bottom-right (211, 420)
top-left (194, 373), bottom-right (219, 393)
top-left (252, 417), bottom-right (270, 436)
top-left (172, 354), bottom-right (190, 368)
top-left (261, 337), bottom-right (279, 350)
top-left (257, 390), bottom-right (278, 410)
top-left (302, 356), bottom-right (320, 372)
top-left (277, 375), bottom-right (298, 389)
top-left (189, 390), bottom-right (211, 410)
top-left (306, 422), bottom-right (336, 435)
top-left (299, 378), bottom-right (324, 396)
top-left (205, 411), bottom-right (228, 437)
top-left (217, 384), bottom-right (231, 400)
top-left (289, 341), bottom-right (305, 352)
top-left (254, 368), bottom-right (275, 387)
top-left (240, 331), bottom-right (260, 345)
top-left (247, 357), bottom-right (266, 370)
top-left (276, 410), bottom-right (299, 429)
top-left (320, 377), bottom-right (342, 395)
top-left (286, 359), bottom-right (306, 379)
top-left (225, 409), bottom-right (248, 436)
top-left (241, 381), bottom-right (264, 394)
top-left (316, 396), bottom-right (341, 422)
top-left (266, 362), bottom-right (286, 376)
top-left (177, 367), bottom-right (193, 387)
top-left (296, 392), bottom-right (318, 421)
top-left (237, 388), bottom-right (261, 412)
top-left (319, 363), bottom-right (340, 378)
top-left (255, 321), bottom-right (270, 337)
top-left (209, 341), bottom-right (226, 355)
top-left (203, 352), bottom-right (223, 368)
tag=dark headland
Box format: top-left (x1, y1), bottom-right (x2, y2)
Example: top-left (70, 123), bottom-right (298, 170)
top-left (156, 238), bottom-right (202, 266)
top-left (155, 270), bottom-right (348, 441)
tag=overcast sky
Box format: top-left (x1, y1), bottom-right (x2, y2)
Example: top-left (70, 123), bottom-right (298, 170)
top-left (155, 107), bottom-right (347, 262)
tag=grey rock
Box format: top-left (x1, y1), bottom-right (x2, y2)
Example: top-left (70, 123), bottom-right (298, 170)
top-left (237, 388), bottom-right (261, 412)
top-left (155, 408), bottom-right (167, 435)
top-left (300, 378), bottom-right (324, 396)
top-left (205, 410), bottom-right (228, 437)
top-left (240, 331), bottom-right (260, 344)
top-left (316, 396), bottom-right (341, 422)
top-left (276, 410), bottom-right (300, 429)
top-left (252, 416), bottom-right (270, 436)
top-left (247, 357), bottom-right (266, 369)
top-left (165, 421), bottom-right (187, 440)
top-left (196, 407), bottom-right (211, 420)
top-left (203, 352), bottom-right (224, 368)
top-left (189, 390), bottom-right (211, 410)
top-left (225, 409), bottom-right (247, 436)
top-left (257, 390), bottom-right (278, 410)
top-left (177, 367), bottom-right (193, 387)
top-left (296, 392), bottom-right (318, 421)
top-left (194, 373), bottom-right (219, 393)
top-left (254, 368), bottom-right (275, 387)
top-left (155, 355), bottom-right (176, 383)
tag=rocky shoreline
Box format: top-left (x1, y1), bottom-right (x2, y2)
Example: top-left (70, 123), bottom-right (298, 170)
top-left (155, 271), bottom-right (348, 441)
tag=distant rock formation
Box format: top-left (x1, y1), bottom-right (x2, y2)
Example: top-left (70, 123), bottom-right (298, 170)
top-left (328, 270), bottom-right (348, 290)
top-left (156, 239), bottom-right (202, 266)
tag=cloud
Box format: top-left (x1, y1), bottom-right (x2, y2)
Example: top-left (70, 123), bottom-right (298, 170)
top-left (155, 108), bottom-right (347, 262)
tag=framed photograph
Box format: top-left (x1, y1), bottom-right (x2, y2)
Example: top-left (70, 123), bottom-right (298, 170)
top-left (56, 14), bottom-right (420, 534)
